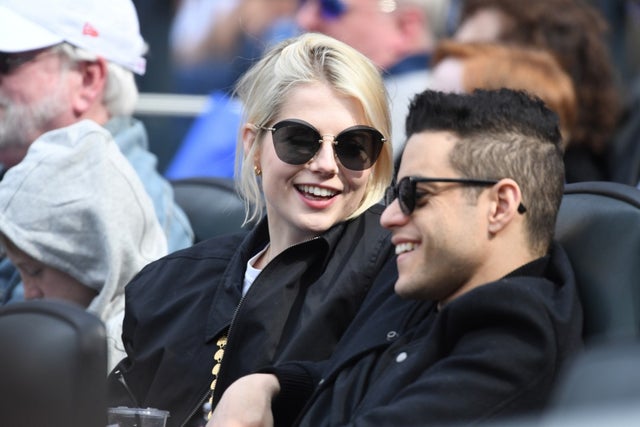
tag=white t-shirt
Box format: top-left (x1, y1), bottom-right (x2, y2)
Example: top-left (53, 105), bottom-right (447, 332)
top-left (243, 244), bottom-right (268, 296)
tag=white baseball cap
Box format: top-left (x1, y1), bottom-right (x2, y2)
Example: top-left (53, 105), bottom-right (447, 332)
top-left (0, 0), bottom-right (147, 74)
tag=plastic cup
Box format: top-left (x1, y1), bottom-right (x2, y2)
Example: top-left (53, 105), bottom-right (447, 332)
top-left (107, 407), bottom-right (170, 427)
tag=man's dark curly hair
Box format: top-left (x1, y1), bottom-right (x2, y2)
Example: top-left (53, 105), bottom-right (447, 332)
top-left (405, 88), bottom-right (565, 254)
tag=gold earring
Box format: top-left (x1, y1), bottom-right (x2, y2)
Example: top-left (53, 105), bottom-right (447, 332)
top-left (254, 165), bottom-right (262, 176)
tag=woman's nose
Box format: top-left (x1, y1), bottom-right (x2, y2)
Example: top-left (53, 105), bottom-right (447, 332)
top-left (308, 139), bottom-right (339, 174)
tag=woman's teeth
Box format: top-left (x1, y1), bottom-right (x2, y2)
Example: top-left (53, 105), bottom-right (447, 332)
top-left (297, 185), bottom-right (337, 198)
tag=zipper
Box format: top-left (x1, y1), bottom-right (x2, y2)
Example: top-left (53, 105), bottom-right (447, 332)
top-left (112, 367), bottom-right (140, 407)
top-left (179, 386), bottom-right (211, 427)
top-left (178, 274), bottom-right (250, 426)
top-left (208, 289), bottom-right (248, 404)
top-left (211, 236), bottom-right (321, 404)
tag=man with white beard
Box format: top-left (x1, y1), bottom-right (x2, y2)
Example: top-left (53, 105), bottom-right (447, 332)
top-left (0, 0), bottom-right (193, 304)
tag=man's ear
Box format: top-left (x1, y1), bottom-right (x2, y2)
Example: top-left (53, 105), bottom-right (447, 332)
top-left (487, 179), bottom-right (523, 234)
top-left (71, 57), bottom-right (107, 116)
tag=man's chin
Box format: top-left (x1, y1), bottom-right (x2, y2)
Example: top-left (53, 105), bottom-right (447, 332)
top-left (394, 279), bottom-right (417, 299)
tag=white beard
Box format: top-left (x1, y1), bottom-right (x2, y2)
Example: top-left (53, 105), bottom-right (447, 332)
top-left (0, 79), bottom-right (69, 150)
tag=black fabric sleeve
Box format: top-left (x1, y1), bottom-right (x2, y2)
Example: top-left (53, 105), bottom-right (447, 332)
top-left (259, 361), bottom-right (325, 427)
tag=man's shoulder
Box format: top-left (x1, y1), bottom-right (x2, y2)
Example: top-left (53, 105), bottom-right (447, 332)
top-left (443, 256), bottom-right (581, 335)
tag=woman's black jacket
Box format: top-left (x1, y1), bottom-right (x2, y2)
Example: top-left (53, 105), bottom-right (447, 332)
top-left (107, 204), bottom-right (394, 427)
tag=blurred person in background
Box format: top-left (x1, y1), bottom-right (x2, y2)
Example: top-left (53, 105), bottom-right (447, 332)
top-left (586, 0), bottom-right (640, 89)
top-left (169, 0), bottom-right (299, 95)
top-left (430, 40), bottom-right (577, 149)
top-left (0, 0), bottom-right (194, 304)
top-left (0, 120), bottom-right (167, 372)
top-left (164, 0), bottom-right (300, 179)
top-left (454, 0), bottom-right (622, 183)
top-left (597, 0), bottom-right (640, 186)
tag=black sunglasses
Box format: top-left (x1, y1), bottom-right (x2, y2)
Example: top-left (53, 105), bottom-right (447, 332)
top-left (258, 118), bottom-right (385, 171)
top-left (385, 176), bottom-right (527, 216)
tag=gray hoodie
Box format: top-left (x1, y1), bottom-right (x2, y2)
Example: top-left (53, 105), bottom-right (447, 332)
top-left (0, 120), bottom-right (168, 371)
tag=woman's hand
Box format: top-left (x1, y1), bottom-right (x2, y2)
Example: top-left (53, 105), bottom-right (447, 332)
top-left (207, 373), bottom-right (280, 427)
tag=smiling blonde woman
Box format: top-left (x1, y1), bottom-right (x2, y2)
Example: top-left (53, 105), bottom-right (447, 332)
top-left (108, 32), bottom-right (396, 427)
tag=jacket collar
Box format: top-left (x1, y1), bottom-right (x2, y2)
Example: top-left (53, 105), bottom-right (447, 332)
top-left (205, 216), bottom-right (352, 340)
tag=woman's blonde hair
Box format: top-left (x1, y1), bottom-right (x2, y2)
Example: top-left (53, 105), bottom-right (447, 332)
top-left (234, 33), bottom-right (393, 224)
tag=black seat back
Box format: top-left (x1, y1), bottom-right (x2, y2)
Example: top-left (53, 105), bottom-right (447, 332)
top-left (555, 181), bottom-right (640, 344)
top-left (551, 340), bottom-right (640, 411)
top-left (608, 79), bottom-right (640, 186)
top-left (0, 300), bottom-right (107, 427)
top-left (171, 177), bottom-right (256, 242)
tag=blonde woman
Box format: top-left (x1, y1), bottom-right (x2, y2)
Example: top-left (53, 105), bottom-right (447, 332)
top-left (109, 33), bottom-right (395, 427)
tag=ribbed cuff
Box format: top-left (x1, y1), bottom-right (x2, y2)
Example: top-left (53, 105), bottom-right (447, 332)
top-left (259, 363), bottom-right (316, 426)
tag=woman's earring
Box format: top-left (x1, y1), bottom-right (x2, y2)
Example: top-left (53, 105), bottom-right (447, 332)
top-left (254, 165), bottom-right (262, 176)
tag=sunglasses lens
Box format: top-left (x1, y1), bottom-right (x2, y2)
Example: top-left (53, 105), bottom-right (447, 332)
top-left (334, 128), bottom-right (384, 171)
top-left (384, 186), bottom-right (397, 206)
top-left (271, 121), bottom-right (320, 165)
top-left (398, 178), bottom-right (414, 215)
top-left (384, 178), bottom-right (413, 215)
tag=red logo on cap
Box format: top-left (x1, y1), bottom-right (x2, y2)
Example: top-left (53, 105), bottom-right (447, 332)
top-left (82, 23), bottom-right (99, 37)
